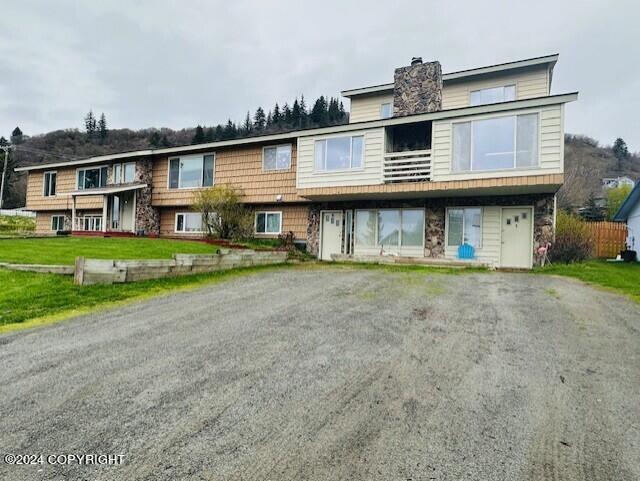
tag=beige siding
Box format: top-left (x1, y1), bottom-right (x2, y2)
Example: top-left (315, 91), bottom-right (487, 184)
top-left (159, 204), bottom-right (309, 240)
top-left (442, 65), bottom-right (550, 109)
top-left (35, 211), bottom-right (68, 233)
top-left (26, 168), bottom-right (103, 211)
top-left (349, 93), bottom-right (394, 123)
top-left (152, 144), bottom-right (304, 207)
top-left (297, 128), bottom-right (385, 189)
top-left (431, 104), bottom-right (564, 182)
top-left (444, 206), bottom-right (502, 266)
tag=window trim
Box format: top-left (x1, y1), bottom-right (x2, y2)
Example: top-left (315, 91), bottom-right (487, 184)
top-left (113, 162), bottom-right (136, 184)
top-left (76, 165), bottom-right (108, 190)
top-left (42, 170), bottom-right (57, 197)
top-left (167, 152), bottom-right (216, 190)
top-left (174, 212), bottom-right (205, 234)
top-left (51, 214), bottom-right (65, 231)
top-left (469, 83), bottom-right (517, 106)
top-left (262, 144), bottom-right (292, 171)
top-left (445, 207), bottom-right (483, 249)
top-left (380, 102), bottom-right (392, 119)
top-left (450, 111), bottom-right (541, 173)
top-left (313, 135), bottom-right (365, 173)
top-left (354, 208), bottom-right (425, 249)
top-left (254, 211), bottom-right (282, 235)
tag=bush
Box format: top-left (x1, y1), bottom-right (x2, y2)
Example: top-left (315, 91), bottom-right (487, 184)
top-left (192, 186), bottom-right (253, 240)
top-left (550, 211), bottom-right (593, 263)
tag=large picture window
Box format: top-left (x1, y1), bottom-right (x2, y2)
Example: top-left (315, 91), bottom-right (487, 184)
top-left (255, 212), bottom-right (282, 234)
top-left (77, 166), bottom-right (108, 190)
top-left (175, 212), bottom-right (204, 233)
top-left (263, 145), bottom-right (291, 171)
top-left (169, 154), bottom-right (215, 189)
top-left (43, 171), bottom-right (57, 196)
top-left (469, 85), bottom-right (516, 106)
top-left (452, 113), bottom-right (538, 172)
top-left (314, 136), bottom-right (364, 171)
top-left (447, 208), bottom-right (482, 248)
top-left (355, 209), bottom-right (424, 248)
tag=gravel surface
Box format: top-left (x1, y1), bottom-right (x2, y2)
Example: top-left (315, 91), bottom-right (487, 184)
top-left (1, 266), bottom-right (638, 480)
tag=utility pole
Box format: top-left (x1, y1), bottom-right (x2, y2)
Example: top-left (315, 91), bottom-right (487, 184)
top-left (0, 145), bottom-right (10, 210)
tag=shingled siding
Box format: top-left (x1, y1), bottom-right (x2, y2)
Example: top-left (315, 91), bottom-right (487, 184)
top-left (151, 143), bottom-right (304, 207)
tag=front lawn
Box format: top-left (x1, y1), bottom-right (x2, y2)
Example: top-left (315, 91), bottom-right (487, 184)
top-left (537, 260), bottom-right (640, 303)
top-left (0, 237), bottom-right (220, 265)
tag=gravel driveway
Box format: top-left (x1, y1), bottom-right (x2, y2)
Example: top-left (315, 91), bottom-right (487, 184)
top-left (1, 266), bottom-right (638, 480)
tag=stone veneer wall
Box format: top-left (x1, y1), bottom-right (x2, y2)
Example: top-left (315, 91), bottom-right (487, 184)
top-left (134, 158), bottom-right (160, 235)
top-left (393, 60), bottom-right (443, 116)
top-left (305, 194), bottom-right (555, 265)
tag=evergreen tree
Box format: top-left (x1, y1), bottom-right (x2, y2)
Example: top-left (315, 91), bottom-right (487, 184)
top-left (149, 131), bottom-right (162, 147)
top-left (291, 99), bottom-right (302, 129)
top-left (265, 111), bottom-right (273, 130)
top-left (0, 137), bottom-right (8, 147)
top-left (192, 125), bottom-right (205, 144)
top-left (327, 97), bottom-right (340, 124)
top-left (97, 113), bottom-right (108, 142)
top-left (204, 127), bottom-right (216, 142)
top-left (338, 101), bottom-right (347, 123)
top-left (10, 126), bottom-right (23, 144)
top-left (215, 125), bottom-right (224, 140)
top-left (222, 120), bottom-right (237, 140)
top-left (310, 96), bottom-right (328, 126)
top-left (612, 137), bottom-right (629, 171)
top-left (299, 95), bottom-right (308, 128)
top-left (272, 103), bottom-right (281, 126)
top-left (160, 134), bottom-right (171, 147)
top-left (282, 103), bottom-right (292, 126)
top-left (84, 110), bottom-right (97, 137)
top-left (253, 107), bottom-right (266, 131)
top-left (243, 111), bottom-right (252, 135)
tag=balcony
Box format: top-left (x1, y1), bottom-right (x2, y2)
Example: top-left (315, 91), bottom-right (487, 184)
top-left (383, 150), bottom-right (432, 183)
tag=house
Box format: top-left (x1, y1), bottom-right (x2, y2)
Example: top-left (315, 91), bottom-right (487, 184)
top-left (602, 176), bottom-right (635, 190)
top-left (613, 181), bottom-right (640, 253)
top-left (16, 53), bottom-right (577, 269)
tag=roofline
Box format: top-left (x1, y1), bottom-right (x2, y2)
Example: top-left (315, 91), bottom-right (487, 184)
top-left (341, 53), bottom-right (559, 97)
top-left (613, 181), bottom-right (640, 221)
top-left (15, 92), bottom-right (578, 172)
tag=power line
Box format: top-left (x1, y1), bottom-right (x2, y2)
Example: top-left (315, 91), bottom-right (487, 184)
top-left (13, 144), bottom-right (82, 161)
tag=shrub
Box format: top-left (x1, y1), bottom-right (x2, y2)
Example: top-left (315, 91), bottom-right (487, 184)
top-left (550, 211), bottom-right (593, 263)
top-left (193, 186), bottom-right (253, 240)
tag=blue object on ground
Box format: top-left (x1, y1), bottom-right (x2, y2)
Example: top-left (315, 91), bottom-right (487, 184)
top-left (458, 243), bottom-right (475, 259)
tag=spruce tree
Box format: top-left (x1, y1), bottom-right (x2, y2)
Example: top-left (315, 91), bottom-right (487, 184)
top-left (328, 97), bottom-right (340, 124)
top-left (97, 113), bottom-right (108, 142)
top-left (266, 111), bottom-right (273, 130)
top-left (612, 138), bottom-right (629, 171)
top-left (310, 96), bottom-right (328, 126)
top-left (192, 125), bottom-right (205, 144)
top-left (204, 127), bottom-right (215, 142)
top-left (282, 103), bottom-right (292, 127)
top-left (10, 126), bottom-right (23, 144)
top-left (243, 111), bottom-right (252, 135)
top-left (291, 99), bottom-right (301, 128)
top-left (222, 120), bottom-right (237, 140)
top-left (160, 134), bottom-right (171, 147)
top-left (253, 107), bottom-right (266, 131)
top-left (272, 103), bottom-right (281, 126)
top-left (299, 95), bottom-right (308, 128)
top-left (149, 131), bottom-right (162, 147)
top-left (84, 110), bottom-right (97, 137)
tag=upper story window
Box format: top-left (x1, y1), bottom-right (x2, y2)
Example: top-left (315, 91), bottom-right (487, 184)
top-left (380, 103), bottom-right (393, 119)
top-left (452, 113), bottom-right (538, 172)
top-left (113, 162), bottom-right (135, 184)
top-left (77, 166), bottom-right (108, 190)
top-left (168, 154), bottom-right (214, 189)
top-left (314, 136), bottom-right (364, 171)
top-left (469, 85), bottom-right (516, 106)
top-left (43, 171), bottom-right (57, 196)
top-left (263, 144), bottom-right (291, 171)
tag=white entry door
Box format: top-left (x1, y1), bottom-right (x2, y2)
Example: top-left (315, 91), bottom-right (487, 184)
top-left (500, 207), bottom-right (533, 268)
top-left (321, 211), bottom-right (343, 261)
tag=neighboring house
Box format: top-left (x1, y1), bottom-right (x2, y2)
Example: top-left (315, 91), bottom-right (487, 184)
top-left (16, 53), bottom-right (577, 269)
top-left (602, 176), bottom-right (635, 190)
top-left (613, 181), bottom-right (640, 253)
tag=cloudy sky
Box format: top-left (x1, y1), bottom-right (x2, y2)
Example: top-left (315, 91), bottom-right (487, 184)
top-left (1, 0), bottom-right (638, 150)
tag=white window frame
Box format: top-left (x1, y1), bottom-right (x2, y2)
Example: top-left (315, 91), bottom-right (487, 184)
top-left (43, 171), bottom-right (57, 197)
top-left (450, 111), bottom-right (541, 173)
top-left (444, 207), bottom-right (483, 249)
top-left (254, 211), bottom-right (282, 235)
top-left (314, 135), bottom-right (365, 172)
top-left (76, 165), bottom-right (108, 190)
top-left (167, 153), bottom-right (216, 189)
top-left (174, 212), bottom-right (205, 233)
top-left (113, 162), bottom-right (136, 184)
top-left (262, 144), bottom-right (292, 171)
top-left (380, 102), bottom-right (392, 119)
top-left (469, 84), bottom-right (517, 106)
top-left (353, 208), bottom-right (425, 248)
top-left (51, 215), bottom-right (65, 231)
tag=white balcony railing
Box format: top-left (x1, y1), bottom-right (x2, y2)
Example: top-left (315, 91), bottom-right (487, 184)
top-left (74, 215), bottom-right (103, 232)
top-left (383, 149), bottom-right (432, 183)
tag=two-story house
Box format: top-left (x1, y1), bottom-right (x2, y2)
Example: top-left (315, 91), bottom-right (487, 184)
top-left (17, 53), bottom-right (577, 269)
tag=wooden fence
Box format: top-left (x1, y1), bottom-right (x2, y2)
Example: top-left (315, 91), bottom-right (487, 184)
top-left (585, 221), bottom-right (628, 258)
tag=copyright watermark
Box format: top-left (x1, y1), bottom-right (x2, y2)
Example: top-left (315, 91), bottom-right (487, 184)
top-left (4, 453), bottom-right (125, 466)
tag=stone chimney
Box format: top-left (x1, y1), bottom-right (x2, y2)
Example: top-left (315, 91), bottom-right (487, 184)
top-left (393, 57), bottom-right (443, 116)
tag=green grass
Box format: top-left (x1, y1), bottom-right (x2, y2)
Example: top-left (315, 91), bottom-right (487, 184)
top-left (536, 260), bottom-right (640, 303)
top-left (0, 264), bottom-right (294, 331)
top-left (0, 237), bottom-right (220, 265)
top-left (0, 215), bottom-right (35, 234)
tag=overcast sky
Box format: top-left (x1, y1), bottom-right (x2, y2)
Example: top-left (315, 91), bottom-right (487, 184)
top-left (1, 0), bottom-right (638, 150)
